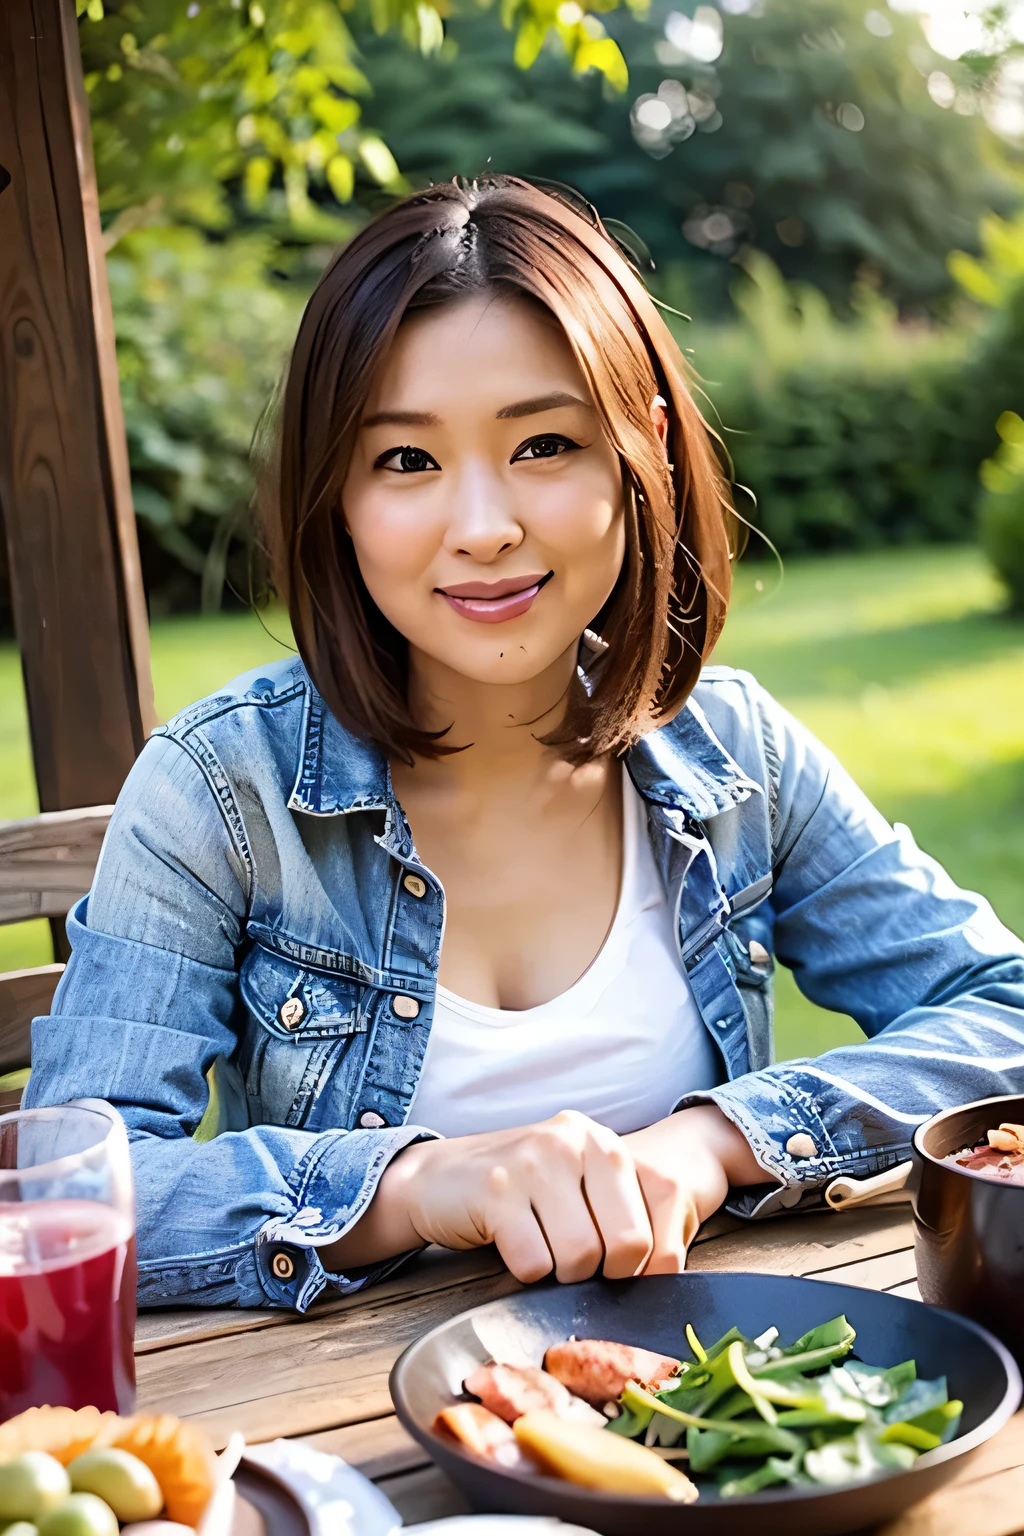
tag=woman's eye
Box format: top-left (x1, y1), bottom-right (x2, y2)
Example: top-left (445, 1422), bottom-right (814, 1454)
top-left (374, 446), bottom-right (440, 473)
top-left (512, 434), bottom-right (579, 463)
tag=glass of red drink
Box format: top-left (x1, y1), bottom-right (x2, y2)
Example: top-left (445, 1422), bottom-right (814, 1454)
top-left (0, 1102), bottom-right (136, 1421)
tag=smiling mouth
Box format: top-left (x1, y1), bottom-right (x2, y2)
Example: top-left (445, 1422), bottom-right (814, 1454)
top-left (435, 571), bottom-right (554, 624)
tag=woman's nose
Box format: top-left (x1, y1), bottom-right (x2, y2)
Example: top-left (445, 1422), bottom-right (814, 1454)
top-left (442, 462), bottom-right (524, 562)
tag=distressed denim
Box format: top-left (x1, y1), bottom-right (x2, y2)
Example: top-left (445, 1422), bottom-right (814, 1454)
top-left (25, 659), bottom-right (1024, 1309)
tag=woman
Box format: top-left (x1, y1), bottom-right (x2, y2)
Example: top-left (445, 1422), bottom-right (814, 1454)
top-left (27, 177), bottom-right (1024, 1311)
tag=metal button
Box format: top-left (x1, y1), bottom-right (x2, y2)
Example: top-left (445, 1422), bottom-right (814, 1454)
top-left (392, 995), bottom-right (420, 1021)
top-left (279, 997), bottom-right (305, 1030)
top-left (786, 1133), bottom-right (818, 1160)
top-left (403, 874), bottom-right (427, 899)
top-left (271, 1250), bottom-right (295, 1281)
top-left (358, 1110), bottom-right (388, 1129)
top-left (748, 940), bottom-right (771, 966)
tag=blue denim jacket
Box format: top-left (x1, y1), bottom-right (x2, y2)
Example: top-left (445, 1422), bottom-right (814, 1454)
top-left (25, 658), bottom-right (1024, 1311)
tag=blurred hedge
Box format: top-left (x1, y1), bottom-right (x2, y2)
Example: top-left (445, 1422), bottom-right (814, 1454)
top-left (683, 247), bottom-right (1024, 558)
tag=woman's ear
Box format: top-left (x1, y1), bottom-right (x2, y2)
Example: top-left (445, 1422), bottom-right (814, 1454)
top-left (651, 394), bottom-right (670, 458)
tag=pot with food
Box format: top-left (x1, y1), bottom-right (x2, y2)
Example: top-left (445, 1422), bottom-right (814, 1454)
top-left (913, 1092), bottom-right (1024, 1365)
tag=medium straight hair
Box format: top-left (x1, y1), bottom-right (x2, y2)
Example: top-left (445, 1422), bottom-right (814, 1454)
top-left (259, 175), bottom-right (739, 765)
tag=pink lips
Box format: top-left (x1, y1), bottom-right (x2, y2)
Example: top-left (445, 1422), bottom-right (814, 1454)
top-left (437, 572), bottom-right (553, 624)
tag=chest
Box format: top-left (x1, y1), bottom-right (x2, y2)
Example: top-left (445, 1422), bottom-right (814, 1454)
top-left (395, 769), bottom-right (624, 1010)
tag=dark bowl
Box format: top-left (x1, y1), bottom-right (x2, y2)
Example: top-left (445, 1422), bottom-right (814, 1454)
top-left (389, 1270), bottom-right (1021, 1536)
top-left (913, 1092), bottom-right (1024, 1366)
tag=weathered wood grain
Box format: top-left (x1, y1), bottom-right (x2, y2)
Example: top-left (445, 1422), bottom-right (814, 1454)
top-left (136, 1245), bottom-right (511, 1353)
top-left (137, 1269), bottom-right (524, 1447)
top-left (301, 1413), bottom-right (426, 1480)
top-left (0, 807), bottom-right (111, 924)
top-left (803, 1244), bottom-right (918, 1294)
top-left (0, 0), bottom-right (153, 816)
top-left (687, 1205), bottom-right (914, 1278)
top-left (0, 963), bottom-right (62, 1068)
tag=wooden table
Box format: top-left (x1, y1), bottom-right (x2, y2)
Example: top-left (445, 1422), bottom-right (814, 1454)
top-left (134, 1204), bottom-right (1024, 1535)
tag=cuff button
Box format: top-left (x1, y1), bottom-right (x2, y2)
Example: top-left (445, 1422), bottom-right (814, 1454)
top-left (358, 1109), bottom-right (388, 1129)
top-left (786, 1133), bottom-right (818, 1160)
top-left (271, 1250), bottom-right (295, 1281)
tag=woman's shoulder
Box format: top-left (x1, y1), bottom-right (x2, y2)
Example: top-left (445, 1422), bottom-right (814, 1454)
top-left (158, 655), bottom-right (312, 742)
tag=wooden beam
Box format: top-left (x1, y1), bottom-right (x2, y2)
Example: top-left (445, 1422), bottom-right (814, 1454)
top-left (0, 804), bottom-right (112, 924)
top-left (0, 0), bottom-right (155, 818)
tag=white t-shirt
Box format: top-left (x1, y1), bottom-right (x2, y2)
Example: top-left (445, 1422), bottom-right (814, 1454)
top-left (408, 772), bottom-right (720, 1138)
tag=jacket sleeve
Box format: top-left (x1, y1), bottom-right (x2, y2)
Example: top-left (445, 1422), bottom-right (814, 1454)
top-left (689, 678), bottom-right (1024, 1202)
top-left (23, 734), bottom-right (431, 1310)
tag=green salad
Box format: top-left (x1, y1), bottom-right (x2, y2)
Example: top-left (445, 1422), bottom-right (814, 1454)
top-left (607, 1315), bottom-right (963, 1497)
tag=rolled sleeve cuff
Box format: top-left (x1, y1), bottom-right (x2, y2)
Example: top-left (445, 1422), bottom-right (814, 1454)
top-left (252, 1121), bottom-right (439, 1310)
top-left (676, 1074), bottom-right (910, 1221)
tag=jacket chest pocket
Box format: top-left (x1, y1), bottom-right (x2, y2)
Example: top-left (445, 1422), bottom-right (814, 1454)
top-left (723, 913), bottom-right (775, 1073)
top-left (239, 944), bottom-right (370, 1128)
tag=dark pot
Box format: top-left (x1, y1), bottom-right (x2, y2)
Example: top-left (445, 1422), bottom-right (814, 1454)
top-left (913, 1092), bottom-right (1024, 1366)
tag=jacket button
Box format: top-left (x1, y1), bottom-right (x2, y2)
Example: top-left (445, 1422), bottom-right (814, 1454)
top-left (279, 997), bottom-right (305, 1030)
top-left (358, 1109), bottom-right (387, 1129)
top-left (393, 995), bottom-right (420, 1020)
top-left (786, 1133), bottom-right (818, 1160)
top-left (748, 940), bottom-right (771, 966)
top-left (271, 1250), bottom-right (295, 1280)
top-left (403, 874), bottom-right (427, 899)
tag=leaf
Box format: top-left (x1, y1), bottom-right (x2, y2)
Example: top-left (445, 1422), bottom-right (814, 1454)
top-left (326, 153), bottom-right (355, 203)
top-left (358, 135), bottom-right (401, 186)
top-left (804, 1428), bottom-right (917, 1487)
top-left (883, 1377), bottom-right (950, 1426)
top-left (720, 1452), bottom-right (803, 1498)
top-left (571, 34), bottom-right (628, 90)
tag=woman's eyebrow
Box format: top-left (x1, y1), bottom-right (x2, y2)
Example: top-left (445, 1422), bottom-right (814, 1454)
top-left (361, 408), bottom-right (440, 429)
top-left (496, 391), bottom-right (591, 419)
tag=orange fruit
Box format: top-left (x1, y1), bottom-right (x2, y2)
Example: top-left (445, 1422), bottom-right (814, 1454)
top-left (0, 1406), bottom-right (119, 1465)
top-left (110, 1414), bottom-right (217, 1527)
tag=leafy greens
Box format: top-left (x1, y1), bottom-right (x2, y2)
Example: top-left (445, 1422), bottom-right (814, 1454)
top-left (606, 1316), bottom-right (961, 1497)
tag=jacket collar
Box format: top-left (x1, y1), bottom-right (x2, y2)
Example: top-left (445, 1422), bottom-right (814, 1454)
top-left (626, 696), bottom-right (761, 821)
top-left (287, 674), bottom-right (758, 823)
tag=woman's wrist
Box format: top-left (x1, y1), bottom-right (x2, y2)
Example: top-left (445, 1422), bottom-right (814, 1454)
top-left (318, 1139), bottom-right (434, 1272)
top-left (680, 1103), bottom-right (769, 1187)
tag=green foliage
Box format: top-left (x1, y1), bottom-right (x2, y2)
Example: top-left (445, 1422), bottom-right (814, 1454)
top-left (359, 0), bottom-right (1021, 310)
top-left (684, 248), bottom-right (1024, 555)
top-left (979, 411), bottom-right (1024, 611)
top-left (107, 228), bottom-right (309, 610)
top-left (77, 0), bottom-right (634, 236)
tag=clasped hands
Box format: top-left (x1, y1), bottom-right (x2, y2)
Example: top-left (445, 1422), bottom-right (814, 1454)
top-left (326, 1104), bottom-right (765, 1281)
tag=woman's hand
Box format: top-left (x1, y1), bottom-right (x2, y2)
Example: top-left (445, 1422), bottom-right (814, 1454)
top-left (624, 1104), bottom-right (769, 1273)
top-left (327, 1110), bottom-right (653, 1282)
top-left (323, 1104), bottom-right (767, 1282)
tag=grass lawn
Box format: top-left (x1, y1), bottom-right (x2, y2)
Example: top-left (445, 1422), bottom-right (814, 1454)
top-left (2, 544), bottom-right (1022, 1065)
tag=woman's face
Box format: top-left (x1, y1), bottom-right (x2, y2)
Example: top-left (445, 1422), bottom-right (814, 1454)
top-left (342, 290), bottom-right (626, 690)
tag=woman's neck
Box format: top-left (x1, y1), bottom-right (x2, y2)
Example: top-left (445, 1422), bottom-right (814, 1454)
top-left (397, 639), bottom-right (581, 793)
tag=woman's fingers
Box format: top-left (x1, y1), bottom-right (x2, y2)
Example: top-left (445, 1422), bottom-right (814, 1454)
top-left (635, 1161), bottom-right (695, 1274)
top-left (581, 1136), bottom-right (654, 1280)
top-left (530, 1182), bottom-right (605, 1283)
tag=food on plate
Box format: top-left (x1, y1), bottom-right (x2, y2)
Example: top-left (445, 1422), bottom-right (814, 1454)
top-left (463, 1363), bottom-right (603, 1424)
top-left (0, 1451), bottom-right (71, 1520)
top-left (37, 1491), bottom-right (119, 1536)
top-left (513, 1410), bottom-right (698, 1501)
top-left (108, 1416), bottom-right (218, 1527)
top-left (450, 1315), bottom-right (964, 1502)
top-left (0, 1411), bottom-right (119, 1470)
top-left (434, 1403), bottom-right (537, 1470)
top-left (0, 1407), bottom-right (219, 1531)
top-left (543, 1340), bottom-right (680, 1407)
top-left (67, 1449), bottom-right (164, 1522)
top-left (944, 1122), bottom-right (1024, 1185)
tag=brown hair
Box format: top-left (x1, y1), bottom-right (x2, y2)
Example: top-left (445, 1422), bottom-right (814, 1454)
top-left (260, 175), bottom-right (738, 765)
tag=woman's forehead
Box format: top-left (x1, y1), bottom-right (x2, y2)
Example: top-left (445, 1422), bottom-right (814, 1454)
top-left (365, 290), bottom-right (589, 416)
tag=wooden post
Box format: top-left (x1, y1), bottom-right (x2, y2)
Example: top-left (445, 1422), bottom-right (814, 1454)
top-left (0, 0), bottom-right (155, 827)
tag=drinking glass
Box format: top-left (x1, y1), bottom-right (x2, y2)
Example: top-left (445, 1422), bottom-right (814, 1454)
top-left (0, 1102), bottom-right (136, 1420)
